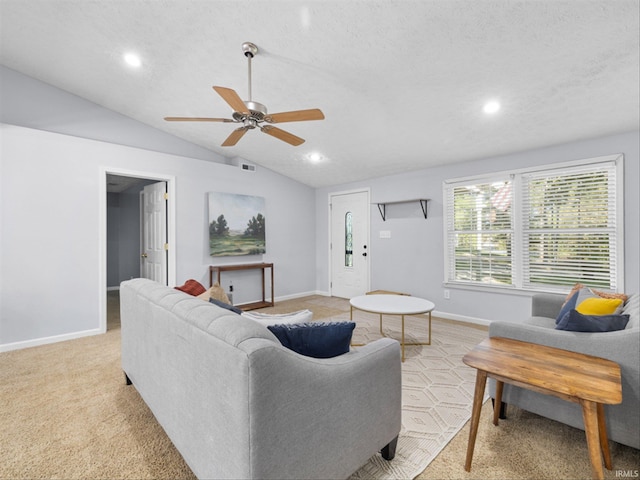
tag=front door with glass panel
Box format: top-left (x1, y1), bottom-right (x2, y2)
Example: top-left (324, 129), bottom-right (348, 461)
top-left (330, 190), bottom-right (370, 298)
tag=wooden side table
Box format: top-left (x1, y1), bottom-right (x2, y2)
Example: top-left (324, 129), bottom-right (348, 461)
top-left (209, 263), bottom-right (274, 310)
top-left (463, 337), bottom-right (622, 480)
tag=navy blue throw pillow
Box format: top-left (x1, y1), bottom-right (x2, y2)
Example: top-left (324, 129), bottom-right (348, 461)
top-left (267, 322), bottom-right (356, 358)
top-left (209, 297), bottom-right (243, 315)
top-left (556, 289), bottom-right (580, 324)
top-left (556, 309), bottom-right (630, 332)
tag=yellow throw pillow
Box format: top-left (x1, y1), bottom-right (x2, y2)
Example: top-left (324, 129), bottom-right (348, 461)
top-left (576, 297), bottom-right (623, 315)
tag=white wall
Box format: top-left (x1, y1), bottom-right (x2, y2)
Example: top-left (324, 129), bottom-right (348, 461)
top-left (0, 124), bottom-right (316, 349)
top-left (0, 65), bottom-right (224, 164)
top-left (315, 131), bottom-right (640, 325)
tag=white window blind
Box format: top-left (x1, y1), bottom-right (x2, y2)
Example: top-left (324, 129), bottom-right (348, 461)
top-left (444, 155), bottom-right (623, 292)
top-left (522, 162), bottom-right (619, 290)
top-left (445, 178), bottom-right (514, 286)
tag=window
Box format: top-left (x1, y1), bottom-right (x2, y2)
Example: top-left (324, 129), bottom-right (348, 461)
top-left (444, 155), bottom-right (623, 292)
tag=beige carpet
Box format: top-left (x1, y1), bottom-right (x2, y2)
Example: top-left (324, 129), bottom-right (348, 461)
top-left (0, 293), bottom-right (637, 480)
top-left (346, 307), bottom-right (488, 479)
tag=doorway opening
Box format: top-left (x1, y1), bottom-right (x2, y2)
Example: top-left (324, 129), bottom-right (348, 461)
top-left (99, 168), bottom-right (176, 333)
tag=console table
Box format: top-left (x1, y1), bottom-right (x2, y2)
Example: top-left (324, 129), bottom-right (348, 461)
top-left (209, 263), bottom-right (274, 311)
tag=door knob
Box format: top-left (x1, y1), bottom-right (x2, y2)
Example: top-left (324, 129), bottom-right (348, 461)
top-left (141, 253), bottom-right (148, 258)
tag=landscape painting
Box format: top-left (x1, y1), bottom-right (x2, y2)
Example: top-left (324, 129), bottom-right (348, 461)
top-left (208, 192), bottom-right (266, 256)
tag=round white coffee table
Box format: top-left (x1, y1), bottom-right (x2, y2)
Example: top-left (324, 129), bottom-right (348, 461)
top-left (350, 294), bottom-right (435, 362)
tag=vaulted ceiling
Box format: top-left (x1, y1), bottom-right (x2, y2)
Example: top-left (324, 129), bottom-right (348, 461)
top-left (1, 0), bottom-right (638, 187)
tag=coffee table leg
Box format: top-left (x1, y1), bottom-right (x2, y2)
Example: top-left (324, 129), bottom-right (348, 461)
top-left (581, 399), bottom-right (605, 480)
top-left (465, 369), bottom-right (487, 472)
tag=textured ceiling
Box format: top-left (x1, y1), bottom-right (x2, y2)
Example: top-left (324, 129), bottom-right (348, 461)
top-left (1, 0), bottom-right (638, 188)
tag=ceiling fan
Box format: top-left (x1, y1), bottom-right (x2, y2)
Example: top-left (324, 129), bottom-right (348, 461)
top-left (165, 42), bottom-right (325, 147)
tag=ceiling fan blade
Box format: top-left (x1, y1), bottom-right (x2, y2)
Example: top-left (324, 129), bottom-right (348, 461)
top-left (164, 117), bottom-right (235, 122)
top-left (213, 86), bottom-right (249, 114)
top-left (260, 125), bottom-right (305, 146)
top-left (221, 127), bottom-right (248, 147)
top-left (266, 109), bottom-right (325, 123)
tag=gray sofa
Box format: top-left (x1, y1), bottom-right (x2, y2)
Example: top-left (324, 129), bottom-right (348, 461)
top-left (489, 292), bottom-right (639, 449)
top-left (120, 278), bottom-right (401, 480)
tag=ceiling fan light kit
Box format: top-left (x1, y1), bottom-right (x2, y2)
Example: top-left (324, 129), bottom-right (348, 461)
top-left (165, 42), bottom-right (324, 147)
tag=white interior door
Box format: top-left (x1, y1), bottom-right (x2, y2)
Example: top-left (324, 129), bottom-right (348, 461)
top-left (330, 190), bottom-right (370, 298)
top-left (141, 182), bottom-right (168, 285)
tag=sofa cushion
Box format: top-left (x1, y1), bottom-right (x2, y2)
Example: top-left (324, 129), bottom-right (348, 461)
top-left (209, 297), bottom-right (243, 314)
top-left (268, 322), bottom-right (356, 358)
top-left (197, 282), bottom-right (231, 304)
top-left (564, 283), bottom-right (585, 303)
top-left (241, 309), bottom-right (313, 326)
top-left (556, 309), bottom-right (630, 332)
top-left (556, 289), bottom-right (580, 324)
top-left (621, 294), bottom-right (639, 329)
top-left (175, 279), bottom-right (206, 296)
top-left (576, 297), bottom-right (623, 315)
top-left (591, 289), bottom-right (629, 303)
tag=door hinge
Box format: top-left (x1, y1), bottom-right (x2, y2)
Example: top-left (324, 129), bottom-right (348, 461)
top-left (164, 243), bottom-right (169, 251)
top-left (164, 192), bottom-right (169, 200)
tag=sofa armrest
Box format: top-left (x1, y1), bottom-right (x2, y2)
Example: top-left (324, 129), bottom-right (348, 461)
top-left (244, 337), bottom-right (402, 479)
top-left (489, 321), bottom-right (637, 361)
top-left (489, 321), bottom-right (639, 397)
top-left (531, 293), bottom-right (565, 318)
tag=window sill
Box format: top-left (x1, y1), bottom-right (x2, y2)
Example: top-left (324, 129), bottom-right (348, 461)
top-left (443, 282), bottom-right (570, 297)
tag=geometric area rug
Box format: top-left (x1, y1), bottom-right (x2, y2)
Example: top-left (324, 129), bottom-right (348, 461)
top-left (338, 309), bottom-right (490, 480)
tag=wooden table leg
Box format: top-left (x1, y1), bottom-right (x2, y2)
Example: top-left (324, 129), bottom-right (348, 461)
top-left (465, 369), bottom-right (487, 472)
top-left (493, 380), bottom-right (504, 426)
top-left (581, 399), bottom-right (605, 480)
top-left (596, 403), bottom-right (613, 470)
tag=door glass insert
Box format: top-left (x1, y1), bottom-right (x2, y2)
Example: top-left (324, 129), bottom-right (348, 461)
top-left (345, 212), bottom-right (353, 267)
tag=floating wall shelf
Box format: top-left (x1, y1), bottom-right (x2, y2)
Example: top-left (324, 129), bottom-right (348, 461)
top-left (374, 199), bottom-right (429, 221)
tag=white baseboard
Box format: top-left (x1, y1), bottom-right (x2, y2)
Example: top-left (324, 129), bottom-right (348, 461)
top-left (432, 310), bottom-right (491, 327)
top-left (273, 290), bottom-right (319, 302)
top-left (0, 328), bottom-right (103, 353)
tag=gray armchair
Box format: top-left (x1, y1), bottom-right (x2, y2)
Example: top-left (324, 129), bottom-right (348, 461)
top-left (488, 293), bottom-right (639, 449)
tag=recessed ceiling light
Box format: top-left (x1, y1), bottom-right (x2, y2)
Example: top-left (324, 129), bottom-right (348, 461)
top-left (483, 100), bottom-right (501, 114)
top-left (124, 52), bottom-right (142, 68)
top-left (308, 152), bottom-right (323, 162)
